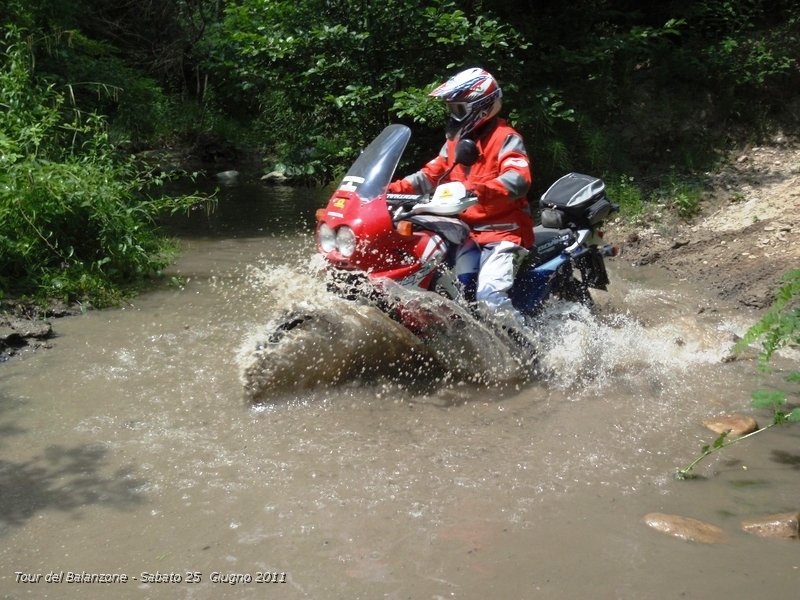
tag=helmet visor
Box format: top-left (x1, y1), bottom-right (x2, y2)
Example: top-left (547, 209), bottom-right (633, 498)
top-left (447, 101), bottom-right (471, 122)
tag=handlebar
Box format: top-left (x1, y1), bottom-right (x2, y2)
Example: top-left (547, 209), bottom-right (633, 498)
top-left (386, 193), bottom-right (426, 206)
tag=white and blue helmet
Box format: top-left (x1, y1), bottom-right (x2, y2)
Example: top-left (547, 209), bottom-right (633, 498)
top-left (430, 68), bottom-right (503, 141)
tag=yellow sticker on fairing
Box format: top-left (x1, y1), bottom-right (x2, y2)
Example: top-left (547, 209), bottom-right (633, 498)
top-left (332, 197), bottom-right (347, 208)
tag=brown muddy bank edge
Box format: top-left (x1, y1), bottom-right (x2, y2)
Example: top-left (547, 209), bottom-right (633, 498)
top-left (613, 135), bottom-right (800, 310)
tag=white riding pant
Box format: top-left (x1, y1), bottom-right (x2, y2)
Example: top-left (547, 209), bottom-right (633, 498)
top-left (453, 239), bottom-right (528, 322)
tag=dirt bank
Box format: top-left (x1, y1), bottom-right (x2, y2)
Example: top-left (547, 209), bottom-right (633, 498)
top-left (616, 134), bottom-right (799, 309)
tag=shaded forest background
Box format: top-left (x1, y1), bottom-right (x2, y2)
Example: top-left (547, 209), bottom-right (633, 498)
top-left (2, 0), bottom-right (799, 304)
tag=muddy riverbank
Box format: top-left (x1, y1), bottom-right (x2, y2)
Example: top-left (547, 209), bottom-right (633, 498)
top-left (617, 133), bottom-right (800, 310)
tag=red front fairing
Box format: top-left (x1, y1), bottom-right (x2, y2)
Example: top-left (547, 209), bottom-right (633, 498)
top-left (318, 190), bottom-right (437, 286)
top-left (315, 124), bottom-right (444, 289)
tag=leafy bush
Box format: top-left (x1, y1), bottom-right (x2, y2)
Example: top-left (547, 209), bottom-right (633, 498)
top-left (216, 0), bottom-right (530, 178)
top-left (606, 175), bottom-right (644, 220)
top-left (643, 177), bottom-right (704, 220)
top-left (0, 29), bottom-right (207, 307)
top-left (736, 269), bottom-right (800, 366)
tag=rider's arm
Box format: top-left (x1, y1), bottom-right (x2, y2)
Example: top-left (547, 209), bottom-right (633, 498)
top-left (468, 133), bottom-right (531, 206)
top-left (387, 143), bottom-right (450, 194)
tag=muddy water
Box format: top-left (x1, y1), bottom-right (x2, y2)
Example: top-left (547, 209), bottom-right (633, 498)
top-left (1, 182), bottom-right (799, 599)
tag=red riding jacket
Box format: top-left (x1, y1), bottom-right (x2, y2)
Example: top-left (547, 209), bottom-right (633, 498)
top-left (388, 118), bottom-right (533, 247)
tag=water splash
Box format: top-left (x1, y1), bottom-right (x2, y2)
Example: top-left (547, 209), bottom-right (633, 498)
top-left (235, 256), bottom-right (540, 401)
top-left (374, 280), bottom-right (534, 384)
top-left (528, 301), bottom-right (732, 390)
top-left (238, 301), bottom-right (440, 402)
top-left (234, 252), bottom-right (736, 402)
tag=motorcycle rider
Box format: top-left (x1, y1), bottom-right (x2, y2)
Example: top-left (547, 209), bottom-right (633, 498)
top-left (388, 67), bottom-right (533, 325)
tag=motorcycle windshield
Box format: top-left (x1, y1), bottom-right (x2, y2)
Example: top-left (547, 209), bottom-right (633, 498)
top-left (342, 124), bottom-right (411, 201)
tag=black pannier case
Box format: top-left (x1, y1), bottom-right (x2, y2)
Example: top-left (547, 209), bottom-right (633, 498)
top-left (539, 172), bottom-right (613, 226)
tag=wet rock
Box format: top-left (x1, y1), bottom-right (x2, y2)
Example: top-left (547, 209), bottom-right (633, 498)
top-left (0, 316), bottom-right (53, 360)
top-left (635, 250), bottom-right (660, 265)
top-left (643, 512), bottom-right (727, 544)
top-left (741, 512), bottom-right (800, 540)
top-left (261, 170), bottom-right (288, 184)
top-left (721, 349), bottom-right (758, 363)
top-left (2, 317), bottom-right (52, 340)
top-left (215, 170), bottom-right (239, 183)
top-left (44, 300), bottom-right (76, 318)
top-left (702, 414), bottom-right (758, 436)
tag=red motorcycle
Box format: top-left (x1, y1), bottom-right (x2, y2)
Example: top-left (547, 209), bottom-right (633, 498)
top-left (241, 124), bottom-right (619, 399)
top-left (313, 124), bottom-right (619, 334)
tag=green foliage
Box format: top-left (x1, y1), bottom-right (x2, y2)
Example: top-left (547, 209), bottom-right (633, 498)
top-left (606, 174), bottom-right (706, 223)
top-left (676, 384), bottom-right (800, 480)
top-left (0, 29), bottom-right (209, 306)
top-left (391, 86), bottom-right (448, 127)
top-left (676, 269), bottom-right (800, 479)
top-left (605, 175), bottom-right (644, 219)
top-left (646, 177), bottom-right (704, 219)
top-left (267, 133), bottom-right (355, 186)
top-left (7, 0), bottom-right (800, 191)
top-left (536, 89), bottom-right (577, 125)
top-left (735, 269), bottom-right (800, 366)
top-left (669, 182), bottom-right (704, 220)
top-left (213, 0), bottom-right (529, 178)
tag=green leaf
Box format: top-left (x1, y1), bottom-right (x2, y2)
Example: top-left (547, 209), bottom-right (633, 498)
top-left (751, 389), bottom-right (787, 409)
top-left (786, 408), bottom-right (800, 423)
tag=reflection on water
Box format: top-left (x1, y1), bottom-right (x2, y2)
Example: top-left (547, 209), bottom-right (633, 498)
top-left (163, 170), bottom-right (327, 238)
top-left (0, 179), bottom-right (798, 600)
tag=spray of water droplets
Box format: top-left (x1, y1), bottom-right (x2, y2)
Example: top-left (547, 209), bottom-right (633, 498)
top-left (231, 248), bottom-right (736, 403)
top-left (527, 300), bottom-right (733, 390)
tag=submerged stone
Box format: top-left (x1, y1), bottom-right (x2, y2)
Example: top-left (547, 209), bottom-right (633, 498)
top-left (215, 170), bottom-right (240, 185)
top-left (261, 170), bottom-right (288, 184)
top-left (216, 169), bottom-right (239, 178)
top-left (740, 512), bottom-right (800, 540)
top-left (643, 512), bottom-right (727, 544)
top-left (702, 414), bottom-right (758, 436)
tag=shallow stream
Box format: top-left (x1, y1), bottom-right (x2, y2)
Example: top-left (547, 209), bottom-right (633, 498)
top-left (1, 175), bottom-right (798, 599)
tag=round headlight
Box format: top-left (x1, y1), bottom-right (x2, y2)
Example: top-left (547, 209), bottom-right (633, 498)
top-left (318, 223), bottom-right (336, 253)
top-left (335, 226), bottom-right (356, 257)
